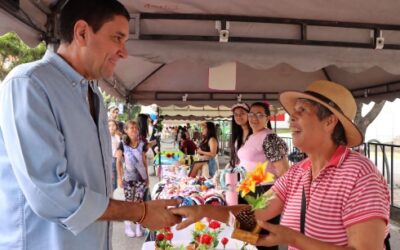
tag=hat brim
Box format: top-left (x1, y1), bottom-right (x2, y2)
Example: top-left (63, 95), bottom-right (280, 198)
top-left (279, 91), bottom-right (363, 148)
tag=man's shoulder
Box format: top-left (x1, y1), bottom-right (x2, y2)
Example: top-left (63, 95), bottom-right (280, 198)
top-left (3, 58), bottom-right (56, 85)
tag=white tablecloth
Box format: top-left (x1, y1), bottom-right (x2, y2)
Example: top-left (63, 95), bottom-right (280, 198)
top-left (141, 221), bottom-right (256, 250)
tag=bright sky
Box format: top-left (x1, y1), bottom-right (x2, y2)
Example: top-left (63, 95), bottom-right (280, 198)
top-left (363, 99), bottom-right (400, 144)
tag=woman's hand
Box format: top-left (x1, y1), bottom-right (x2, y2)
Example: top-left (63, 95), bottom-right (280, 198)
top-left (256, 221), bottom-right (297, 246)
top-left (169, 205), bottom-right (205, 230)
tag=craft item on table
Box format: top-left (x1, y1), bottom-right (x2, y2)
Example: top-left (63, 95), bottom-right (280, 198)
top-left (190, 194), bottom-right (205, 205)
top-left (219, 165), bottom-right (246, 191)
top-left (231, 161), bottom-right (275, 245)
top-left (203, 193), bottom-right (226, 206)
top-left (154, 227), bottom-right (175, 250)
top-left (188, 221), bottom-right (224, 250)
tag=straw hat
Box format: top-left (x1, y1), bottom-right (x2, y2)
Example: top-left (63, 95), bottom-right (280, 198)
top-left (279, 80), bottom-right (363, 147)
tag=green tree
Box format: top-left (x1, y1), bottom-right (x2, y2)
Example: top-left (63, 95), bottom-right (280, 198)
top-left (0, 32), bottom-right (46, 81)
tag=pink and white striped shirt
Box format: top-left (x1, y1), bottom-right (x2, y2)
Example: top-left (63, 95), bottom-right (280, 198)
top-left (272, 146), bottom-right (390, 249)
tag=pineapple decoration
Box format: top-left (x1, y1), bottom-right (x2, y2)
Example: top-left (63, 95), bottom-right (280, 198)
top-left (231, 162), bottom-right (275, 245)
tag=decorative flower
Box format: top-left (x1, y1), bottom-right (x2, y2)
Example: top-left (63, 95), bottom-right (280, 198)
top-left (221, 237), bottom-right (229, 249)
top-left (191, 220), bottom-right (224, 249)
top-left (155, 227), bottom-right (174, 250)
top-left (194, 222), bottom-right (206, 231)
top-left (208, 220), bottom-right (221, 230)
top-left (236, 161), bottom-right (275, 210)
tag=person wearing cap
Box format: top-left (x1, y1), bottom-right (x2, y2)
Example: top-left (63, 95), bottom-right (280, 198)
top-left (229, 103), bottom-right (253, 168)
top-left (108, 104), bottom-right (124, 135)
top-left (171, 80), bottom-right (390, 250)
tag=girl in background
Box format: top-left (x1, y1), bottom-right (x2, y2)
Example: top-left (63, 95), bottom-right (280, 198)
top-left (108, 119), bottom-right (120, 190)
top-left (116, 120), bottom-right (148, 238)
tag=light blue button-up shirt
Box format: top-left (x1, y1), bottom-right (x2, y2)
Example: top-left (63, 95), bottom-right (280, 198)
top-left (0, 50), bottom-right (113, 250)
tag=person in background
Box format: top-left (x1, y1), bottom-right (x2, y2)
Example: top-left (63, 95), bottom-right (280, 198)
top-left (108, 119), bottom-right (121, 190)
top-left (0, 1), bottom-right (181, 249)
top-left (179, 132), bottom-right (197, 155)
top-left (170, 80), bottom-right (390, 250)
top-left (186, 122), bottom-right (193, 139)
top-left (108, 104), bottom-right (124, 135)
top-left (116, 121), bottom-right (149, 238)
top-left (229, 103), bottom-right (253, 168)
top-left (136, 113), bottom-right (157, 152)
top-left (236, 102), bottom-right (290, 250)
top-left (190, 122), bottom-right (219, 178)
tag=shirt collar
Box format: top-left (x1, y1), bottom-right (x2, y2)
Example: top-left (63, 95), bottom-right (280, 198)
top-left (301, 145), bottom-right (349, 170)
top-left (42, 49), bottom-right (86, 86)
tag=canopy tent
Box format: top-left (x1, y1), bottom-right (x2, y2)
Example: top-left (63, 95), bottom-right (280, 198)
top-left (2, 0), bottom-right (400, 108)
top-left (160, 105), bottom-right (231, 117)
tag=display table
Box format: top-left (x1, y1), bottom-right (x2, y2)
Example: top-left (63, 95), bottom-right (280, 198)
top-left (141, 222), bottom-right (256, 250)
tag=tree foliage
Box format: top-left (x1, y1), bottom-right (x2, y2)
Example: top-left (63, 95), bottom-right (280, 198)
top-left (0, 32), bottom-right (46, 81)
top-left (354, 101), bottom-right (386, 141)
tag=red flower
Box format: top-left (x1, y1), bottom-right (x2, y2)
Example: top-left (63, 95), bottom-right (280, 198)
top-left (199, 234), bottom-right (213, 245)
top-left (156, 233), bottom-right (165, 241)
top-left (165, 232), bottom-right (174, 241)
top-left (221, 237), bottom-right (229, 246)
top-left (208, 220), bottom-right (221, 229)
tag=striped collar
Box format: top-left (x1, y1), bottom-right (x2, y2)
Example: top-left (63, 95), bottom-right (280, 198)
top-left (301, 145), bottom-right (349, 170)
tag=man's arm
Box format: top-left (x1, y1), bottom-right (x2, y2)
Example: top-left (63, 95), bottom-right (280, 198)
top-left (99, 199), bottom-right (182, 230)
top-left (0, 77), bottom-right (109, 235)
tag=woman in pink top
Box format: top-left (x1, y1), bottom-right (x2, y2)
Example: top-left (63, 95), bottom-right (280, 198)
top-left (237, 102), bottom-right (289, 179)
top-left (229, 103), bottom-right (252, 168)
top-left (237, 102), bottom-right (289, 250)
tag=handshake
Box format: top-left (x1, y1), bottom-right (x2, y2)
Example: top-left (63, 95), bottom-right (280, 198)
top-left (135, 199), bottom-right (207, 231)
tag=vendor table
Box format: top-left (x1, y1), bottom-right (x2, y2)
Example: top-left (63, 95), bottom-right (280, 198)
top-left (141, 222), bottom-right (257, 250)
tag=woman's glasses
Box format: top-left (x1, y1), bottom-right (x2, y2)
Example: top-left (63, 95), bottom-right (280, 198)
top-left (248, 112), bottom-right (266, 119)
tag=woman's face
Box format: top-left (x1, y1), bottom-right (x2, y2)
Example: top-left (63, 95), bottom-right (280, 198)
top-left (290, 99), bottom-right (326, 153)
top-left (233, 107), bottom-right (248, 126)
top-left (108, 121), bottom-right (117, 134)
top-left (201, 124), bottom-right (208, 136)
top-left (125, 123), bottom-right (139, 139)
top-left (248, 105), bottom-right (268, 133)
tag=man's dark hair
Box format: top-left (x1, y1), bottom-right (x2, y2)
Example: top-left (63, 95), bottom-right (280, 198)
top-left (59, 0), bottom-right (130, 43)
top-left (301, 99), bottom-right (347, 145)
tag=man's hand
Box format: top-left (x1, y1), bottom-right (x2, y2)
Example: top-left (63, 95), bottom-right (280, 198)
top-left (141, 199), bottom-right (182, 230)
top-left (169, 205), bottom-right (204, 230)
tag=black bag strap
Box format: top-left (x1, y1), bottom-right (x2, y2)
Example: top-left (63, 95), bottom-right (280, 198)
top-left (300, 186), bottom-right (306, 234)
top-left (385, 233), bottom-right (391, 250)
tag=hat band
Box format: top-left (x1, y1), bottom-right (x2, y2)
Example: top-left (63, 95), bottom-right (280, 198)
top-left (304, 91), bottom-right (344, 114)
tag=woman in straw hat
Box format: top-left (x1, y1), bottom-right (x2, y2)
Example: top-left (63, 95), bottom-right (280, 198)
top-left (171, 80), bottom-right (390, 250)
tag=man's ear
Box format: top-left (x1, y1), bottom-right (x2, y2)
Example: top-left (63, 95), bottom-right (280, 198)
top-left (73, 20), bottom-right (90, 46)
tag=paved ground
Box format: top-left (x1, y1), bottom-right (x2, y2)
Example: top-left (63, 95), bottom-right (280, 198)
top-left (111, 139), bottom-right (400, 249)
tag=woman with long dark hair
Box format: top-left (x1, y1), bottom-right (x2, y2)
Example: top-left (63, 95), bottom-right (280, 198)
top-left (189, 122), bottom-right (219, 178)
top-left (229, 103), bottom-right (252, 168)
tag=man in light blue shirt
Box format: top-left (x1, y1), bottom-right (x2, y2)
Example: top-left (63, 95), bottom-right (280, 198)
top-left (0, 0), bottom-right (181, 249)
